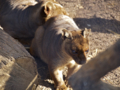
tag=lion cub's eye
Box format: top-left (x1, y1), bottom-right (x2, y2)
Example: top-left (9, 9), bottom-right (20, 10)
top-left (72, 50), bottom-right (77, 54)
top-left (85, 50), bottom-right (89, 53)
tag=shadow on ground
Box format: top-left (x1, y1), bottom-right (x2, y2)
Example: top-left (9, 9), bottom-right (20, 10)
top-left (74, 17), bottom-right (120, 34)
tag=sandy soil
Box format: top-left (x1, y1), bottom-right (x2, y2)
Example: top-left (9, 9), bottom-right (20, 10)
top-left (35, 0), bottom-right (120, 89)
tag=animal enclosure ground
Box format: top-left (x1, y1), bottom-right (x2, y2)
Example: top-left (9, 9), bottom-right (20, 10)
top-left (35, 0), bottom-right (120, 89)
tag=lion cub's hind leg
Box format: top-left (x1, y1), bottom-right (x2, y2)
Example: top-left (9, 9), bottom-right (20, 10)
top-left (30, 38), bottom-right (39, 57)
top-left (30, 26), bottom-right (44, 57)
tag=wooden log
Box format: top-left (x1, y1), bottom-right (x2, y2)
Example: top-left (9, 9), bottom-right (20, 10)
top-left (68, 39), bottom-right (120, 90)
top-left (0, 28), bottom-right (39, 90)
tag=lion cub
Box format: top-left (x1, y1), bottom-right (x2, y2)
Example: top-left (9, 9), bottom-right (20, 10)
top-left (30, 15), bottom-right (91, 90)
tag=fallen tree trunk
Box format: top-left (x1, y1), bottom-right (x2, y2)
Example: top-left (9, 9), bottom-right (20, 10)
top-left (0, 28), bottom-right (39, 90)
top-left (68, 39), bottom-right (120, 90)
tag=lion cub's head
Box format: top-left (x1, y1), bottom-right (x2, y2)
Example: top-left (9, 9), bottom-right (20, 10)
top-left (62, 28), bottom-right (91, 64)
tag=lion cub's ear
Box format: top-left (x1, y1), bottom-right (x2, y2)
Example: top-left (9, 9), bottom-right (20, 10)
top-left (62, 29), bottom-right (72, 40)
top-left (82, 28), bottom-right (91, 38)
top-left (40, 1), bottom-right (53, 18)
top-left (44, 2), bottom-right (53, 16)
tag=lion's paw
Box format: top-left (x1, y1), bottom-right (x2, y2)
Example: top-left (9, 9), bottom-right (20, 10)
top-left (56, 84), bottom-right (69, 90)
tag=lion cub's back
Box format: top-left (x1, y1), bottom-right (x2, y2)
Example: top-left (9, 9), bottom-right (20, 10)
top-left (44, 15), bottom-right (79, 32)
top-left (38, 15), bottom-right (79, 61)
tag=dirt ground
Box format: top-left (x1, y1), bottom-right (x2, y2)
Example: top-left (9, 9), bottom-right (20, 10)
top-left (35, 0), bottom-right (120, 89)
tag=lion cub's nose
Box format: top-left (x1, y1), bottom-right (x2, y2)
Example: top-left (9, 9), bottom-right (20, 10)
top-left (79, 59), bottom-right (86, 64)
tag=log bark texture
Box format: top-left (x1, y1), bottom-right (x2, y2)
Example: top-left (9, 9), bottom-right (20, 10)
top-left (0, 28), bottom-right (39, 90)
top-left (68, 39), bottom-right (120, 90)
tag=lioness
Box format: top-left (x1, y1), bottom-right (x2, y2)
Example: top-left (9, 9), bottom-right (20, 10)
top-left (30, 15), bottom-right (91, 90)
top-left (0, 0), bottom-right (68, 45)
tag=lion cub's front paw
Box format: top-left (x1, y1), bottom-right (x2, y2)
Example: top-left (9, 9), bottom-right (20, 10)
top-left (56, 84), bottom-right (69, 90)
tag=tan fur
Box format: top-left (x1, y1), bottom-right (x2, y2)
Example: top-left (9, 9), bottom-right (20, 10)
top-left (30, 15), bottom-right (91, 90)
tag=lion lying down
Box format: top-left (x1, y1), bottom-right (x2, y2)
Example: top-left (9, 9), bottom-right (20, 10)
top-left (0, 0), bottom-right (68, 45)
top-left (30, 15), bottom-right (91, 90)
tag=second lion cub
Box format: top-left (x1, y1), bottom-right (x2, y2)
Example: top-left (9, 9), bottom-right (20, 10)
top-left (30, 15), bottom-right (91, 90)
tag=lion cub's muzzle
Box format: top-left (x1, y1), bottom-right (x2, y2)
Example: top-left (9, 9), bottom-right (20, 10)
top-left (74, 55), bottom-right (87, 64)
top-left (75, 60), bottom-right (86, 64)
top-left (78, 59), bottom-right (86, 64)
